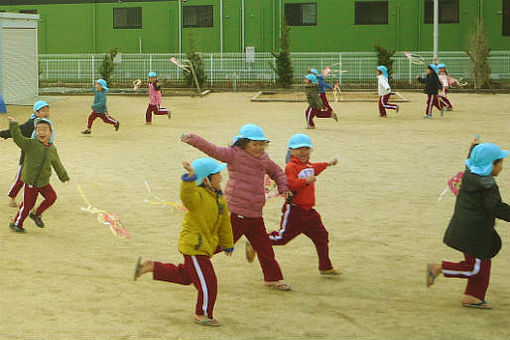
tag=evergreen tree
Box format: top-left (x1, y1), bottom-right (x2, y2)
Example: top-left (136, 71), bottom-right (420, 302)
top-left (271, 20), bottom-right (293, 88)
top-left (184, 32), bottom-right (207, 90)
top-left (467, 20), bottom-right (492, 90)
top-left (98, 48), bottom-right (119, 85)
top-left (374, 44), bottom-right (395, 81)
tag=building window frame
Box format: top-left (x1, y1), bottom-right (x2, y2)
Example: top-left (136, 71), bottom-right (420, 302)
top-left (284, 3), bottom-right (318, 26)
top-left (113, 7), bottom-right (142, 30)
top-left (183, 5), bottom-right (214, 28)
top-left (354, 1), bottom-right (389, 25)
top-left (503, 0), bottom-right (510, 36)
top-left (424, 0), bottom-right (460, 24)
top-left (19, 9), bottom-right (37, 14)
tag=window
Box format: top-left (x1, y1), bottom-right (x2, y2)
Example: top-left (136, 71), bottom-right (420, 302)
top-left (20, 9), bottom-right (37, 14)
top-left (285, 3), bottom-right (317, 26)
top-left (424, 0), bottom-right (459, 24)
top-left (355, 1), bottom-right (388, 25)
top-left (113, 7), bottom-right (142, 29)
top-left (183, 6), bottom-right (213, 28)
top-left (504, 0), bottom-right (510, 36)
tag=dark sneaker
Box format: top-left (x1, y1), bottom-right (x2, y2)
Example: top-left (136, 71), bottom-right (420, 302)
top-left (9, 223), bottom-right (26, 233)
top-left (29, 212), bottom-right (45, 228)
top-left (81, 129), bottom-right (91, 135)
top-left (115, 122), bottom-right (120, 131)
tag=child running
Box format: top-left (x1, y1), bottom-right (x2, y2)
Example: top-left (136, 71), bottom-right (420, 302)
top-left (81, 79), bottom-right (120, 135)
top-left (438, 64), bottom-right (453, 111)
top-left (145, 71), bottom-right (171, 125)
top-left (427, 138), bottom-right (510, 309)
top-left (304, 74), bottom-right (335, 129)
top-left (417, 64), bottom-right (445, 119)
top-left (377, 66), bottom-right (399, 117)
top-left (181, 124), bottom-right (291, 290)
top-left (0, 100), bottom-right (50, 207)
top-left (310, 68), bottom-right (338, 122)
top-left (268, 134), bottom-right (340, 276)
top-left (6, 116), bottom-right (69, 232)
top-left (134, 158), bottom-right (233, 326)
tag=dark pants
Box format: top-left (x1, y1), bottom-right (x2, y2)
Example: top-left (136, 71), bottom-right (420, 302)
top-left (8, 165), bottom-right (24, 199)
top-left (442, 253), bottom-right (491, 301)
top-left (378, 94), bottom-right (398, 116)
top-left (153, 255), bottom-right (217, 319)
top-left (425, 94), bottom-right (442, 116)
top-left (269, 204), bottom-right (333, 271)
top-left (145, 104), bottom-right (170, 123)
top-left (13, 184), bottom-right (57, 227)
top-left (87, 111), bottom-right (118, 129)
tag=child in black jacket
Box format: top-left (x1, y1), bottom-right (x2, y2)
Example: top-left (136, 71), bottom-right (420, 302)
top-left (417, 64), bottom-right (444, 119)
top-left (427, 138), bottom-right (510, 309)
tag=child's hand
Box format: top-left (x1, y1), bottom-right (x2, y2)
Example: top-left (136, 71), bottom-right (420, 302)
top-left (305, 175), bottom-right (317, 184)
top-left (7, 116), bottom-right (15, 122)
top-left (183, 161), bottom-right (195, 176)
top-left (471, 135), bottom-right (481, 147)
top-left (181, 134), bottom-right (191, 144)
top-left (223, 247), bottom-right (234, 257)
top-left (328, 159), bottom-right (338, 166)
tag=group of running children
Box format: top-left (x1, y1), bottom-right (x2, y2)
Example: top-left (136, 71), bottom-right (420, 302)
top-left (1, 63), bottom-right (509, 326)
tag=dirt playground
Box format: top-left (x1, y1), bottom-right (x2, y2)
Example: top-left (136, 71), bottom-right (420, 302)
top-left (0, 92), bottom-right (509, 340)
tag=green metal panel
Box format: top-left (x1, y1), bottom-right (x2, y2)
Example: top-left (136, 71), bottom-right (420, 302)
top-left (0, 0), bottom-right (509, 54)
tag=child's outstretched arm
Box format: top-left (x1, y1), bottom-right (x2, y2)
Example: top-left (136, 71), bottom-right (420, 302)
top-left (180, 161), bottom-right (201, 211)
top-left (313, 159), bottom-right (337, 176)
top-left (51, 150), bottom-right (70, 183)
top-left (181, 134), bottom-right (236, 164)
top-left (7, 117), bottom-right (31, 151)
top-left (266, 160), bottom-right (289, 195)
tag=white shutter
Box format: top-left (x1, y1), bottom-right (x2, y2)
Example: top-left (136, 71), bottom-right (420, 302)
top-left (2, 28), bottom-right (38, 104)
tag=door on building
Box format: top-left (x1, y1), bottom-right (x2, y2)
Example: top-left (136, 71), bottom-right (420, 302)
top-left (245, 8), bottom-right (268, 52)
top-left (2, 28), bottom-right (38, 104)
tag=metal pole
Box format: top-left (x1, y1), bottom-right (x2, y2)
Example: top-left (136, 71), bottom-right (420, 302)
top-left (178, 0), bottom-right (182, 54)
top-left (433, 0), bottom-right (439, 60)
top-left (220, 0), bottom-right (224, 53)
top-left (241, 0), bottom-right (245, 51)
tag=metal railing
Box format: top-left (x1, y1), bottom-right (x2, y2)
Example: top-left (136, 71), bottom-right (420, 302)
top-left (39, 51), bottom-right (510, 88)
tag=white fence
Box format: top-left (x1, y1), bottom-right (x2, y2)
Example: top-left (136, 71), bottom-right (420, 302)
top-left (39, 51), bottom-right (510, 88)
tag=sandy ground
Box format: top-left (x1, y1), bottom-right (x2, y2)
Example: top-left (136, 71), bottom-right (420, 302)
top-left (254, 91), bottom-right (408, 102)
top-left (0, 92), bottom-right (509, 340)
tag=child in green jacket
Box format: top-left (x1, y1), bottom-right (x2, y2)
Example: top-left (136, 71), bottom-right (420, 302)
top-left (7, 116), bottom-right (69, 232)
top-left (304, 74), bottom-right (336, 129)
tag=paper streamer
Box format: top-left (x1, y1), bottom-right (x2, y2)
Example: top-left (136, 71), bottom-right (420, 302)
top-left (437, 171), bottom-right (464, 202)
top-left (144, 181), bottom-right (187, 213)
top-left (77, 185), bottom-right (130, 239)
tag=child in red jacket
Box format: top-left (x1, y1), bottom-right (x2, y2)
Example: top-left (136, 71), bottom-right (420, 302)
top-left (267, 133), bottom-right (340, 276)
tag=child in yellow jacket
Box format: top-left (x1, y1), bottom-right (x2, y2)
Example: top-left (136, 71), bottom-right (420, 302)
top-left (134, 158), bottom-right (234, 327)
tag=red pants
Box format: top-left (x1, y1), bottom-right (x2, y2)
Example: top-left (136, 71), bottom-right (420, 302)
top-left (153, 255), bottom-right (217, 318)
top-left (13, 184), bottom-right (57, 227)
top-left (87, 111), bottom-right (118, 129)
top-left (425, 94), bottom-right (442, 116)
top-left (305, 106), bottom-right (332, 127)
top-left (439, 93), bottom-right (452, 110)
top-left (230, 214), bottom-right (284, 282)
top-left (8, 165), bottom-right (24, 199)
top-left (269, 204), bottom-right (333, 271)
top-left (145, 104), bottom-right (170, 123)
top-left (379, 94), bottom-right (398, 116)
top-left (320, 93), bottom-right (333, 113)
top-left (441, 253), bottom-right (491, 301)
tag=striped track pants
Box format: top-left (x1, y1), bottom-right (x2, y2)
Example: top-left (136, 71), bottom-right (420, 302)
top-left (13, 184), bottom-right (57, 228)
top-left (153, 255), bottom-right (217, 319)
top-left (8, 165), bottom-right (24, 199)
top-left (87, 111), bottom-right (119, 129)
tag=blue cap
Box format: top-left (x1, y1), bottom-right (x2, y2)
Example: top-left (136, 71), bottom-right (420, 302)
top-left (305, 74), bottom-right (318, 84)
top-left (377, 65), bottom-right (388, 79)
top-left (33, 100), bottom-right (49, 112)
top-left (438, 63), bottom-right (446, 69)
top-left (429, 64), bottom-right (439, 74)
top-left (32, 118), bottom-right (56, 144)
top-left (236, 124), bottom-right (269, 141)
top-left (466, 143), bottom-right (509, 176)
top-left (288, 133), bottom-right (313, 149)
top-left (148, 72), bottom-right (157, 77)
top-left (310, 68), bottom-right (319, 76)
top-left (96, 79), bottom-right (109, 91)
top-left (192, 158), bottom-right (227, 185)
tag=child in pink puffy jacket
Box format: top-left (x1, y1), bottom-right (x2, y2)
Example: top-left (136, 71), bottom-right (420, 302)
top-left (182, 124), bottom-right (291, 291)
top-left (146, 72), bottom-right (171, 125)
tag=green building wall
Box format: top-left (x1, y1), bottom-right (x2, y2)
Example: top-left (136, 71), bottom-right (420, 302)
top-left (0, 0), bottom-right (508, 54)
